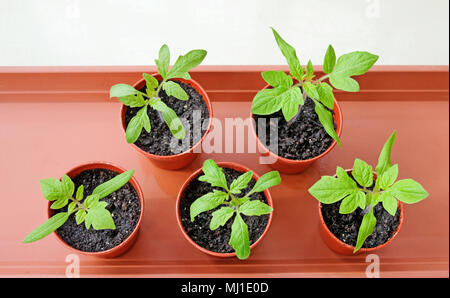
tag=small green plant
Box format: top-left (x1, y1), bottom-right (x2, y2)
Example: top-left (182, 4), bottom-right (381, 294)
top-left (251, 27), bottom-right (379, 145)
top-left (110, 45), bottom-right (207, 143)
top-left (190, 159), bottom-right (281, 259)
top-left (308, 131), bottom-right (428, 253)
top-left (23, 170), bottom-right (135, 243)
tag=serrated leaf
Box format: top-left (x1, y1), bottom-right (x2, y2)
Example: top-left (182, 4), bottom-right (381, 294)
top-left (150, 99), bottom-right (185, 139)
top-left (229, 213), bottom-right (250, 260)
top-left (390, 179), bottom-right (429, 204)
top-left (61, 174), bottom-right (74, 198)
top-left (162, 81), bottom-right (189, 101)
top-left (75, 209), bottom-right (87, 224)
top-left (380, 164), bottom-right (399, 189)
top-left (23, 212), bottom-right (69, 243)
top-left (230, 171), bottom-right (253, 194)
top-left (210, 207), bottom-right (235, 230)
top-left (308, 173), bottom-right (358, 204)
top-left (198, 159), bottom-right (228, 189)
top-left (306, 60), bottom-right (314, 80)
top-left (376, 131), bottom-right (397, 176)
top-left (167, 49), bottom-right (207, 79)
top-left (126, 106), bottom-right (150, 143)
top-left (190, 190), bottom-right (229, 222)
top-left (251, 87), bottom-right (287, 115)
top-left (155, 44), bottom-right (170, 79)
top-left (50, 198), bottom-right (69, 209)
top-left (75, 185), bottom-right (84, 201)
top-left (354, 209), bottom-right (377, 253)
top-left (110, 84), bottom-right (138, 98)
top-left (323, 45), bottom-right (336, 74)
top-left (86, 206), bottom-right (116, 230)
top-left (92, 170), bottom-right (134, 199)
top-left (317, 82), bottom-right (334, 110)
top-left (261, 71), bottom-right (293, 88)
top-left (40, 178), bottom-right (64, 201)
top-left (314, 101), bottom-right (340, 145)
top-left (240, 200), bottom-right (273, 216)
top-left (380, 191), bottom-right (398, 216)
top-left (143, 73), bottom-right (159, 91)
top-left (271, 27), bottom-right (303, 80)
top-left (117, 93), bottom-right (146, 108)
top-left (249, 171), bottom-right (281, 194)
top-left (352, 159), bottom-right (374, 187)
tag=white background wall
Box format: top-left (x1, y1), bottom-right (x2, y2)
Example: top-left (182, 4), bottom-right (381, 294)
top-left (0, 0), bottom-right (448, 66)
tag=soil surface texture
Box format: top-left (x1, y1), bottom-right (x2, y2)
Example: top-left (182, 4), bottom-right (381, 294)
top-left (55, 168), bottom-right (141, 252)
top-left (180, 168), bottom-right (270, 253)
top-left (321, 174), bottom-right (401, 248)
top-left (125, 80), bottom-right (209, 156)
top-left (253, 95), bottom-right (336, 160)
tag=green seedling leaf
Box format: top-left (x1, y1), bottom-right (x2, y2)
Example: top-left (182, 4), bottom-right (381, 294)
top-left (249, 171), bottom-right (281, 194)
top-left (316, 82), bottom-right (334, 110)
top-left (190, 190), bottom-right (228, 222)
top-left (155, 44), bottom-right (170, 79)
top-left (380, 191), bottom-right (398, 216)
top-left (50, 198), bottom-right (69, 210)
top-left (323, 45), bottom-right (336, 74)
top-left (240, 200), bottom-right (273, 216)
top-left (126, 106), bottom-right (150, 143)
top-left (309, 171), bottom-right (358, 204)
top-left (352, 159), bottom-right (373, 187)
top-left (354, 209), bottom-right (377, 253)
top-left (92, 170), bottom-right (134, 199)
top-left (271, 27), bottom-right (304, 80)
top-left (306, 60), bottom-right (314, 81)
top-left (67, 201), bottom-right (77, 214)
top-left (162, 81), bottom-right (189, 101)
top-left (61, 174), bottom-right (74, 198)
top-left (251, 87), bottom-right (287, 115)
top-left (86, 206), bottom-right (116, 230)
top-left (76, 185), bottom-right (84, 201)
top-left (339, 192), bottom-right (361, 214)
top-left (331, 51), bottom-right (379, 78)
top-left (110, 84), bottom-right (138, 98)
top-left (389, 179), bottom-right (429, 204)
top-left (376, 131), bottom-right (397, 176)
top-left (143, 73), bottom-right (159, 91)
top-left (380, 164), bottom-right (399, 189)
top-left (303, 82), bottom-right (320, 100)
top-left (150, 99), bottom-right (185, 139)
top-left (280, 87), bottom-right (303, 121)
top-left (23, 212), bottom-right (69, 243)
top-left (84, 194), bottom-right (100, 209)
top-left (75, 209), bottom-right (87, 225)
top-left (40, 178), bottom-right (65, 201)
top-left (329, 75), bottom-right (360, 92)
top-left (210, 207), bottom-right (235, 230)
top-left (261, 71), bottom-right (293, 88)
top-left (117, 94), bottom-right (146, 108)
top-left (230, 171), bottom-right (253, 194)
top-left (229, 213), bottom-right (250, 260)
top-left (198, 159), bottom-right (228, 190)
top-left (314, 101), bottom-right (340, 145)
top-left (167, 49), bottom-right (207, 79)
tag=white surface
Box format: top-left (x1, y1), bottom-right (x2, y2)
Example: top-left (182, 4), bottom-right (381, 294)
top-left (0, 0), bottom-right (448, 66)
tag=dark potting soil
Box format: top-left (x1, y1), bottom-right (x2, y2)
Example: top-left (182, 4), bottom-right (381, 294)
top-left (321, 175), bottom-right (401, 248)
top-left (54, 168), bottom-right (141, 252)
top-left (125, 80), bottom-right (209, 156)
top-left (179, 168), bottom-right (270, 253)
top-left (253, 94), bottom-right (336, 160)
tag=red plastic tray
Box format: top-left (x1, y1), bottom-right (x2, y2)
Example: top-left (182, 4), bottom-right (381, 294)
top-left (0, 66), bottom-right (448, 277)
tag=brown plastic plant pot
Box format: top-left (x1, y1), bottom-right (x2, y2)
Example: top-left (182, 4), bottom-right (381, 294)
top-left (318, 168), bottom-right (404, 255)
top-left (47, 162), bottom-right (145, 258)
top-left (176, 162), bottom-right (274, 258)
top-left (250, 84), bottom-right (343, 175)
top-left (120, 74), bottom-right (213, 170)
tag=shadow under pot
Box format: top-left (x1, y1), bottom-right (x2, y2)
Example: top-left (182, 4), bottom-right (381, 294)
top-left (318, 169), bottom-right (404, 255)
top-left (48, 162), bottom-right (145, 258)
top-left (121, 74), bottom-right (213, 170)
top-left (250, 85), bottom-right (343, 174)
top-left (176, 162), bottom-right (274, 258)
